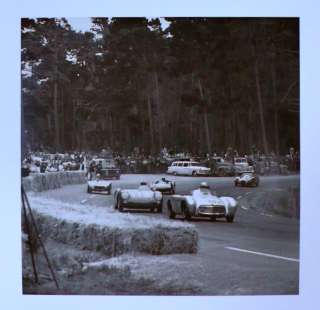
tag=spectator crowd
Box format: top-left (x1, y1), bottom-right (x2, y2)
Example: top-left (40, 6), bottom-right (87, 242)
top-left (21, 146), bottom-right (300, 177)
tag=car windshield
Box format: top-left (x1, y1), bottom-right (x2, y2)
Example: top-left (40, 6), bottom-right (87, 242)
top-left (96, 160), bottom-right (105, 168)
top-left (199, 188), bottom-right (210, 194)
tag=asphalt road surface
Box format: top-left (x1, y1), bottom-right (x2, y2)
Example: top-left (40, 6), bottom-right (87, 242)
top-left (36, 174), bottom-right (300, 295)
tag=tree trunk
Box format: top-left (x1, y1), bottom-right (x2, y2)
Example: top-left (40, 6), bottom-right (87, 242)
top-left (153, 71), bottom-right (163, 151)
top-left (72, 97), bottom-right (77, 150)
top-left (109, 112), bottom-right (114, 150)
top-left (53, 31), bottom-right (60, 151)
top-left (125, 120), bottom-right (130, 154)
top-left (247, 100), bottom-right (254, 150)
top-left (147, 94), bottom-right (155, 155)
top-left (60, 87), bottom-right (65, 149)
top-left (251, 37), bottom-right (268, 155)
top-left (271, 46), bottom-right (280, 156)
top-left (198, 78), bottom-right (212, 155)
top-left (53, 81), bottom-right (60, 151)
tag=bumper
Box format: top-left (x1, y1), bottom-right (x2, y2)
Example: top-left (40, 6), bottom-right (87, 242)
top-left (196, 206), bottom-right (226, 217)
top-left (92, 187), bottom-right (111, 192)
top-left (196, 171), bottom-right (211, 176)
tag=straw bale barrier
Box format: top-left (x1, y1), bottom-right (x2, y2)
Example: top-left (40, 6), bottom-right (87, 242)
top-left (23, 171), bottom-right (87, 192)
top-left (29, 196), bottom-right (198, 256)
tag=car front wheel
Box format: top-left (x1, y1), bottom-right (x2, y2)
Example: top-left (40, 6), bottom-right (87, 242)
top-left (183, 206), bottom-right (191, 221)
top-left (167, 201), bottom-right (176, 219)
top-left (226, 215), bottom-right (234, 223)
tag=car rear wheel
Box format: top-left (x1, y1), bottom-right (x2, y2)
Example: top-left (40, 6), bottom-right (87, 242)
top-left (226, 215), bottom-right (234, 223)
top-left (87, 186), bottom-right (92, 193)
top-left (192, 171), bottom-right (197, 177)
top-left (234, 181), bottom-right (238, 187)
top-left (167, 201), bottom-right (176, 219)
top-left (182, 205), bottom-right (191, 221)
top-left (117, 198), bottom-right (124, 212)
top-left (241, 181), bottom-right (246, 187)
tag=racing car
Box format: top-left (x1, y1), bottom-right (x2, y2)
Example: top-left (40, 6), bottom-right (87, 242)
top-left (87, 174), bottom-right (112, 194)
top-left (114, 182), bottom-right (163, 213)
top-left (234, 171), bottom-right (259, 187)
top-left (167, 182), bottom-right (237, 222)
top-left (150, 177), bottom-right (175, 195)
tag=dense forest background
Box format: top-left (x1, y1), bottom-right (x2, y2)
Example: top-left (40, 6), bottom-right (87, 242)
top-left (21, 17), bottom-right (299, 156)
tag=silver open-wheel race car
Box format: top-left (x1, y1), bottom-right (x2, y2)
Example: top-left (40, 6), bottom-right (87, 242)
top-left (167, 182), bottom-right (237, 222)
top-left (114, 182), bottom-right (163, 213)
top-left (234, 172), bottom-right (259, 187)
top-left (150, 177), bottom-right (175, 195)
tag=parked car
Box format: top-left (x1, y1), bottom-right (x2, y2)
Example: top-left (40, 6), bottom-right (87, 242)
top-left (234, 172), bottom-right (259, 187)
top-left (114, 182), bottom-right (163, 213)
top-left (234, 157), bottom-right (253, 174)
top-left (93, 158), bottom-right (121, 180)
top-left (166, 182), bottom-right (237, 222)
top-left (150, 177), bottom-right (175, 195)
top-left (167, 161), bottom-right (211, 176)
top-left (46, 165), bottom-right (59, 172)
top-left (63, 161), bottom-right (80, 171)
top-left (210, 157), bottom-right (235, 176)
top-left (87, 176), bottom-right (112, 194)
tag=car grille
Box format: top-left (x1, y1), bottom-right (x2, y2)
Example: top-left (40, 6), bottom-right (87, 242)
top-left (198, 205), bottom-right (225, 215)
top-left (94, 186), bottom-right (108, 191)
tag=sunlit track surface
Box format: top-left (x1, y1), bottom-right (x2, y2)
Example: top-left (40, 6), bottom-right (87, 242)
top-left (33, 174), bottom-right (300, 295)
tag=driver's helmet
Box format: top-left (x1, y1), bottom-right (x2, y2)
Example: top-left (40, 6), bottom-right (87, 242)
top-left (140, 181), bottom-right (147, 186)
top-left (161, 177), bottom-right (167, 182)
top-left (200, 182), bottom-right (210, 190)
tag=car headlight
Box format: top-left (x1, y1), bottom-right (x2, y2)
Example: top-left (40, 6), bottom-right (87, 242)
top-left (154, 192), bottom-right (162, 201)
top-left (121, 191), bottom-right (130, 200)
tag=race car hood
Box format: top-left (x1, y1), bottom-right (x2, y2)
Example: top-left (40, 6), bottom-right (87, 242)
top-left (239, 174), bottom-right (254, 182)
top-left (151, 181), bottom-right (172, 189)
top-left (192, 189), bottom-right (225, 207)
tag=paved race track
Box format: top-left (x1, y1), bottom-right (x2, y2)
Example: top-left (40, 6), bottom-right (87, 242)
top-left (35, 174), bottom-right (300, 295)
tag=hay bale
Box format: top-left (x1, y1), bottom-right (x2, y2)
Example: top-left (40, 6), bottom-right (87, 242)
top-left (29, 196), bottom-right (198, 256)
top-left (22, 171), bottom-right (87, 192)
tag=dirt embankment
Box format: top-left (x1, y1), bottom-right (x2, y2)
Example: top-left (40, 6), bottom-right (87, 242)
top-left (238, 186), bottom-right (300, 219)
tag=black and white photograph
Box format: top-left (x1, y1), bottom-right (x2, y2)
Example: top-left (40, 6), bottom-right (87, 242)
top-left (20, 17), bottom-right (300, 296)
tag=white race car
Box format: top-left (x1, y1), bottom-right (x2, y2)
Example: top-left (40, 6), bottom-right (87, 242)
top-left (151, 178), bottom-right (175, 195)
top-left (234, 172), bottom-right (259, 187)
top-left (87, 179), bottom-right (112, 194)
top-left (114, 182), bottom-right (163, 213)
top-left (167, 182), bottom-right (238, 222)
